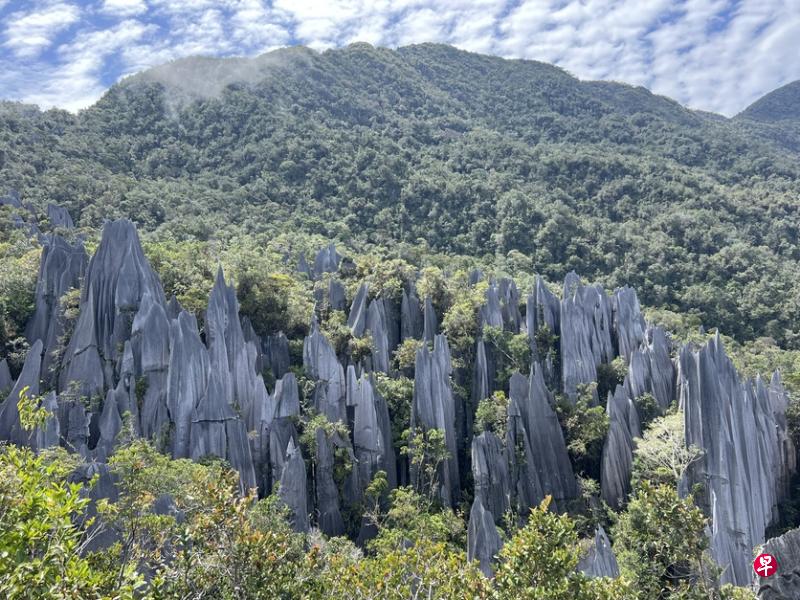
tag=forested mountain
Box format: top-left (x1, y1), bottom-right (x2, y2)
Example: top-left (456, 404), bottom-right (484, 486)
top-left (1, 43), bottom-right (799, 348)
top-left (2, 44), bottom-right (800, 600)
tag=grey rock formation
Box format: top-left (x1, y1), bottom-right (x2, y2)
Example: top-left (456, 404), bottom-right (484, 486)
top-left (347, 283), bottom-right (369, 337)
top-left (279, 439), bottom-right (309, 533)
top-left (401, 287), bottom-right (422, 340)
top-left (25, 234), bottom-right (87, 384)
top-left (0, 359), bottom-right (12, 393)
top-left (612, 287), bottom-right (646, 363)
top-left (0, 339), bottom-right (43, 447)
top-left (35, 391), bottom-right (60, 450)
top-left (97, 389), bottom-right (123, 460)
top-left (499, 278), bottom-right (522, 333)
top-left (315, 427), bottom-right (346, 536)
top-left (59, 219), bottom-right (164, 397)
top-left (411, 334), bottom-right (459, 506)
top-left (132, 292), bottom-right (171, 439)
top-left (600, 385), bottom-right (639, 510)
top-left (756, 527), bottom-right (800, 599)
top-left (314, 243), bottom-right (340, 278)
top-left (625, 326), bottom-right (674, 411)
top-left (471, 431), bottom-right (510, 523)
top-left (46, 204), bottom-right (74, 229)
top-left (480, 283), bottom-right (504, 329)
top-left (467, 497), bottom-right (503, 577)
top-left (507, 364), bottom-right (577, 513)
top-left (165, 296), bottom-right (183, 320)
top-left (422, 296), bottom-right (438, 343)
top-left (560, 274), bottom-right (613, 402)
top-left (679, 334), bottom-right (794, 586)
top-left (303, 321), bottom-right (347, 423)
top-left (366, 298), bottom-right (390, 373)
top-left (577, 526), bottom-right (620, 578)
top-left (351, 370), bottom-right (396, 491)
top-left (264, 332), bottom-right (290, 379)
top-left (297, 254), bottom-right (312, 278)
top-left (328, 279), bottom-right (347, 311)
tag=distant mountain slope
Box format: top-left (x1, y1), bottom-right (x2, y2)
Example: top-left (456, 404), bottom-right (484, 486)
top-left (1, 43), bottom-right (799, 347)
top-left (738, 80), bottom-right (800, 122)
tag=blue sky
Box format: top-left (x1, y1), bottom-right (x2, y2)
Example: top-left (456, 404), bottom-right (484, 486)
top-left (1, 0), bottom-right (798, 116)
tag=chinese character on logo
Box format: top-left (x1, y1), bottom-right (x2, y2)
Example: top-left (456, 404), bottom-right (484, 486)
top-left (753, 553), bottom-right (777, 578)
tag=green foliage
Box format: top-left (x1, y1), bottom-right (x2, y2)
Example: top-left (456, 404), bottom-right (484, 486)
top-left (632, 412), bottom-right (703, 489)
top-left (634, 392), bottom-right (661, 429)
top-left (401, 427), bottom-right (450, 501)
top-left (0, 229), bottom-right (38, 360)
top-left (374, 373), bottom-right (413, 450)
top-left (613, 482), bottom-right (716, 599)
top-left (556, 385), bottom-right (609, 480)
top-left (494, 497), bottom-right (637, 599)
top-left (441, 280), bottom-right (486, 356)
top-left (596, 357), bottom-right (626, 401)
top-left (16, 386), bottom-right (48, 432)
top-left (474, 390), bottom-right (509, 436)
top-left (392, 338), bottom-right (421, 371)
top-left (0, 444), bottom-right (144, 599)
top-left (483, 325), bottom-right (532, 386)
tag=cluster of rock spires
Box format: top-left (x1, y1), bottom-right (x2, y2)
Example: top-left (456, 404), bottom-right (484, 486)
top-left (0, 206), bottom-right (795, 588)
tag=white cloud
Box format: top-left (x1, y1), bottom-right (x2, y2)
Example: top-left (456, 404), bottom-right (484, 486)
top-left (4, 2), bottom-right (81, 58)
top-left (1, 0), bottom-right (799, 115)
top-left (100, 0), bottom-right (148, 18)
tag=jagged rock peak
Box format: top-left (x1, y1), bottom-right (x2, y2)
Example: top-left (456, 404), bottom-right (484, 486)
top-left (279, 439), bottom-right (310, 533)
top-left (303, 321), bottom-right (347, 423)
top-left (468, 496), bottom-right (503, 577)
top-left (314, 243), bottom-right (340, 278)
top-left (600, 385), bottom-right (638, 510)
top-left (412, 334), bottom-right (459, 506)
top-left (59, 219), bottom-right (164, 397)
top-left (0, 339), bottom-right (43, 447)
top-left (613, 286), bottom-right (645, 362)
top-left (679, 333), bottom-right (794, 585)
top-left (46, 204), bottom-right (74, 229)
top-left (0, 359), bottom-right (13, 393)
top-left (471, 430), bottom-right (510, 523)
top-left (347, 282), bottom-right (369, 337)
top-left (577, 526), bottom-right (620, 578)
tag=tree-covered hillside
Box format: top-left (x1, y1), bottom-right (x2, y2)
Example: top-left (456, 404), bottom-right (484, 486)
top-left (1, 43), bottom-right (799, 347)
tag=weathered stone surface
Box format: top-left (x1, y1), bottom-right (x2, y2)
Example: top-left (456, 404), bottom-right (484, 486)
top-left (328, 279), bottom-right (347, 311)
top-left (401, 287), bottom-right (422, 340)
top-left (577, 526), bottom-right (620, 578)
top-left (303, 320), bottom-right (347, 423)
top-left (46, 204), bottom-right (74, 229)
top-left (131, 291), bottom-right (170, 439)
top-left (480, 282), bottom-right (504, 329)
top-left (347, 283), bottom-right (369, 337)
top-left (297, 254), bottom-right (312, 278)
top-left (165, 295), bottom-right (183, 320)
top-left (625, 326), bottom-right (675, 411)
top-left (560, 273), bottom-right (613, 402)
top-left (679, 333), bottom-right (794, 586)
top-left (507, 364), bottom-right (577, 512)
top-left (35, 391), bottom-right (60, 450)
top-left (0, 359), bottom-right (12, 393)
top-left (0, 339), bottom-right (43, 447)
top-left (351, 370), bottom-right (396, 491)
top-left (59, 219), bottom-right (165, 397)
top-left (467, 497), bottom-right (503, 577)
top-left (613, 286), bottom-right (646, 363)
top-left (264, 332), bottom-right (290, 379)
top-left (64, 400), bottom-right (91, 458)
top-left (314, 243), bottom-right (340, 278)
top-left (422, 296), bottom-right (438, 342)
top-left (279, 439), bottom-right (309, 533)
top-left (270, 372), bottom-right (301, 422)
top-left (600, 385), bottom-right (639, 510)
top-left (96, 389), bottom-right (123, 460)
top-left (499, 278), bottom-right (522, 333)
top-left (471, 431), bottom-right (510, 523)
top-left (26, 234), bottom-right (87, 384)
top-left (315, 427), bottom-right (346, 536)
top-left (366, 298), bottom-right (390, 372)
top-left (411, 334), bottom-right (459, 506)
top-left (756, 527), bottom-right (800, 599)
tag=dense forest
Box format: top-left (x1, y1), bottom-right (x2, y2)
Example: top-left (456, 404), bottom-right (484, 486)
top-left (1, 43), bottom-right (800, 599)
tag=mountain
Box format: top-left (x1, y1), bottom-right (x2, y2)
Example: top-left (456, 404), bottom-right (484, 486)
top-left (738, 80), bottom-right (800, 123)
top-left (1, 43), bottom-right (799, 348)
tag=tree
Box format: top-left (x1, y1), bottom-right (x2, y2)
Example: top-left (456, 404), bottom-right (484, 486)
top-left (494, 497), bottom-right (637, 599)
top-left (613, 482), bottom-right (716, 599)
top-left (632, 412), bottom-right (703, 488)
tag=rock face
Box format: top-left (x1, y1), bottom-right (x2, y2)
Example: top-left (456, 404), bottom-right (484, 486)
top-left (313, 243), bottom-right (340, 278)
top-left (560, 273), bottom-right (613, 403)
top-left (600, 385), bottom-right (640, 510)
top-left (612, 287), bottom-right (646, 363)
top-left (625, 326), bottom-right (674, 411)
top-left (401, 287), bottom-right (422, 340)
top-left (471, 431), bottom-right (510, 523)
top-left (411, 335), bottom-right (459, 506)
top-left (577, 526), bottom-right (620, 578)
top-left (59, 219), bottom-right (165, 397)
top-left (756, 527), bottom-right (800, 599)
top-left (366, 298), bottom-right (390, 373)
top-left (0, 339), bottom-right (43, 447)
top-left (507, 364), bottom-right (577, 512)
top-left (303, 320), bottom-right (347, 424)
top-left (25, 234), bottom-right (87, 384)
top-left (46, 204), bottom-right (74, 229)
top-left (0, 359), bottom-right (13, 393)
top-left (279, 439), bottom-right (309, 533)
top-left (347, 283), bottom-right (369, 337)
top-left (467, 497), bottom-right (503, 577)
top-left (679, 334), bottom-right (794, 586)
top-left (351, 369), bottom-right (396, 491)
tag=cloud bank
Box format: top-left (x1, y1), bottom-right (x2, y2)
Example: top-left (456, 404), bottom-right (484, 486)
top-left (0, 0), bottom-right (798, 115)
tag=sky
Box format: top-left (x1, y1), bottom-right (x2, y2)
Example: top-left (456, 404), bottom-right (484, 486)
top-left (0, 0), bottom-right (798, 116)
